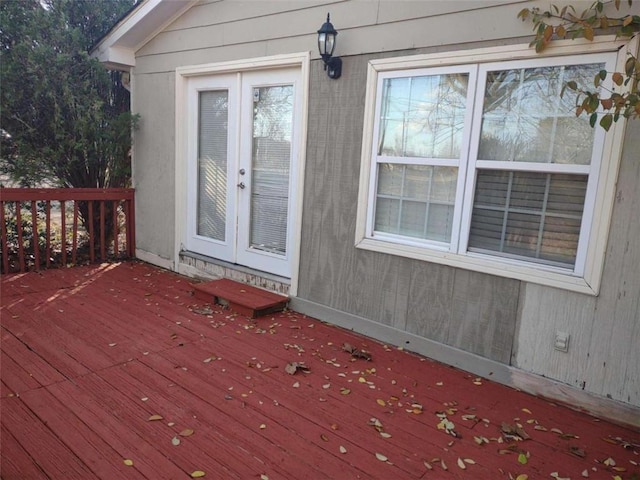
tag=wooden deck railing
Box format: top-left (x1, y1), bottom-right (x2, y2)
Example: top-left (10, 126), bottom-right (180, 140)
top-left (0, 188), bottom-right (135, 274)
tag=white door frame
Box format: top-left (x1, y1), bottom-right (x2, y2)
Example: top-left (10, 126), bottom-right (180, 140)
top-left (175, 52), bottom-right (310, 296)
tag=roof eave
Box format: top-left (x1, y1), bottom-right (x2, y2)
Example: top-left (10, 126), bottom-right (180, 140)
top-left (90, 0), bottom-right (198, 70)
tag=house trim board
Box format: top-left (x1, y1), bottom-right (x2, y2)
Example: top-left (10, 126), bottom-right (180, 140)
top-left (289, 296), bottom-right (640, 429)
top-left (135, 248), bottom-right (174, 271)
top-left (174, 52), bottom-right (311, 297)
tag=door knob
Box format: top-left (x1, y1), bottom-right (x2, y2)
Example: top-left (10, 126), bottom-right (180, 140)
top-left (237, 182), bottom-right (245, 189)
top-left (239, 168), bottom-right (246, 175)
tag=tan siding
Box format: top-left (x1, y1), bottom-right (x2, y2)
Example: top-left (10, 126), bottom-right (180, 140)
top-left (299, 53), bottom-right (520, 362)
top-left (131, 72), bottom-right (177, 261)
top-left (134, 0), bottom-right (530, 74)
top-left (514, 121), bottom-right (640, 406)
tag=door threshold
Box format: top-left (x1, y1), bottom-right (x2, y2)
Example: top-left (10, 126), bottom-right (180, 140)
top-left (179, 250), bottom-right (290, 295)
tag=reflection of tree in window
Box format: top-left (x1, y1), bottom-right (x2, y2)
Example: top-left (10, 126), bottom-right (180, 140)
top-left (378, 73), bottom-right (468, 159)
top-left (249, 86), bottom-right (293, 255)
top-left (478, 64), bottom-right (601, 164)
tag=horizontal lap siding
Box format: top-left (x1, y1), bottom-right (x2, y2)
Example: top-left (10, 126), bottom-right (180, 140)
top-left (133, 0), bottom-right (528, 75)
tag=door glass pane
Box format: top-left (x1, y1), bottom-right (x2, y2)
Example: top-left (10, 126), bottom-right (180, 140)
top-left (250, 85), bottom-right (293, 255)
top-left (478, 63), bottom-right (602, 164)
top-left (468, 170), bottom-right (587, 267)
top-left (377, 73), bottom-right (469, 159)
top-left (198, 90), bottom-right (228, 241)
top-left (374, 164), bottom-right (457, 243)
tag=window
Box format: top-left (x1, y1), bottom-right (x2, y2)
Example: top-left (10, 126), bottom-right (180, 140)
top-left (356, 43), bottom-right (628, 294)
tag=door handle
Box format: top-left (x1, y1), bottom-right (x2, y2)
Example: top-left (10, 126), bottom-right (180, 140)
top-left (237, 182), bottom-right (245, 189)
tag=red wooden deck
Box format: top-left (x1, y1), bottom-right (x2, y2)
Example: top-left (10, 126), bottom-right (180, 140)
top-left (1, 262), bottom-right (638, 480)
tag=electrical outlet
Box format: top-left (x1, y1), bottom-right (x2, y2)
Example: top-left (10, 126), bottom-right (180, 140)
top-left (554, 331), bottom-right (570, 352)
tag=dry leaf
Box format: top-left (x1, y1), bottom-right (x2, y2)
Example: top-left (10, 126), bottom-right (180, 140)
top-left (320, 434), bottom-right (329, 442)
top-left (123, 459), bottom-right (134, 466)
top-left (464, 459), bottom-right (476, 464)
top-left (340, 388), bottom-right (351, 395)
top-left (570, 446), bottom-right (586, 457)
top-left (515, 475), bottom-right (528, 480)
top-left (171, 437), bottom-right (180, 446)
top-left (190, 471), bottom-right (206, 478)
top-left (148, 414), bottom-right (163, 421)
top-left (376, 399), bottom-right (386, 406)
top-left (424, 461), bottom-right (433, 470)
top-left (457, 458), bottom-right (466, 469)
top-left (179, 429), bottom-right (194, 437)
top-left (375, 453), bottom-right (388, 462)
top-left (522, 408), bottom-right (532, 414)
top-left (339, 445), bottom-right (347, 454)
top-left (581, 469), bottom-right (589, 477)
top-left (440, 459), bottom-right (447, 470)
top-left (259, 424), bottom-right (266, 430)
top-left (518, 452), bottom-right (528, 464)
top-left (379, 432), bottom-right (392, 439)
top-left (292, 381), bottom-right (300, 388)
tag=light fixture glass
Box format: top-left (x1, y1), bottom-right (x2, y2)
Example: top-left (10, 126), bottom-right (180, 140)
top-left (317, 13), bottom-right (341, 79)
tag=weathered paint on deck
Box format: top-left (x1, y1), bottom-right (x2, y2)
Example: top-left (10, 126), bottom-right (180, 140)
top-left (1, 262), bottom-right (638, 479)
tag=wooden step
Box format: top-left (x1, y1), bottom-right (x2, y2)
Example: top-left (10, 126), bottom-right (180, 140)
top-left (191, 278), bottom-right (288, 318)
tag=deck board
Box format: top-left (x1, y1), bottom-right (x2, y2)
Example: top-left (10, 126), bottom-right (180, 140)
top-left (1, 261), bottom-right (638, 480)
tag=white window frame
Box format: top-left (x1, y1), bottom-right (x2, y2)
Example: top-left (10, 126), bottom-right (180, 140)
top-left (355, 36), bottom-right (638, 295)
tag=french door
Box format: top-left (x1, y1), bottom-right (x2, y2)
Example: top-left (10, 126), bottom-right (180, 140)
top-left (185, 68), bottom-right (302, 278)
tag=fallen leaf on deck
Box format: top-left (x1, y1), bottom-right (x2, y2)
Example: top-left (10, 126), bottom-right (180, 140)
top-left (515, 475), bottom-right (528, 480)
top-left (440, 459), bottom-right (448, 470)
top-left (123, 459), bottom-right (134, 466)
top-left (320, 434), bottom-right (329, 442)
top-left (464, 459), bottom-right (476, 465)
top-left (518, 452), bottom-right (528, 464)
top-left (285, 362), bottom-right (310, 375)
top-left (340, 388), bottom-right (351, 395)
top-left (330, 423), bottom-right (339, 430)
top-left (603, 457), bottom-right (616, 466)
top-left (424, 461), bottom-right (432, 470)
top-left (375, 453), bottom-right (388, 462)
top-left (339, 445), bottom-right (347, 454)
top-left (292, 381), bottom-right (300, 388)
top-left (379, 432), bottom-right (392, 438)
top-left (260, 475), bottom-right (269, 480)
top-left (501, 422), bottom-right (530, 440)
top-left (522, 408), bottom-right (532, 414)
top-left (550, 473), bottom-right (570, 480)
top-left (192, 306), bottom-right (213, 315)
top-left (148, 414), bottom-right (163, 421)
top-left (457, 458), bottom-right (466, 469)
top-left (581, 469), bottom-right (589, 477)
top-left (108, 343), bottom-right (117, 347)
top-left (171, 437), bottom-right (180, 446)
top-left (569, 446), bottom-right (586, 457)
top-left (190, 471), bottom-right (206, 478)
top-left (179, 429), bottom-right (194, 437)
top-left (259, 424), bottom-right (266, 430)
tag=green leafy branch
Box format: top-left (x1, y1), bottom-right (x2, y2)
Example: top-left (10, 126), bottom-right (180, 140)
top-left (518, 0), bottom-right (640, 130)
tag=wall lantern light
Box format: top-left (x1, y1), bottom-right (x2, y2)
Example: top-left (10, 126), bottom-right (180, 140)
top-left (317, 13), bottom-right (342, 79)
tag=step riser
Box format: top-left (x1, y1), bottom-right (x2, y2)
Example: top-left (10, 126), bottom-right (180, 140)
top-left (192, 279), bottom-right (288, 318)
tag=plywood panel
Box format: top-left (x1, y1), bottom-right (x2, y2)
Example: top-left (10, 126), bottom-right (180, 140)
top-left (449, 270), bottom-right (519, 363)
top-left (405, 262), bottom-right (456, 345)
top-left (515, 121), bottom-right (640, 406)
top-left (298, 51), bottom-right (520, 361)
top-left (583, 120), bottom-right (640, 404)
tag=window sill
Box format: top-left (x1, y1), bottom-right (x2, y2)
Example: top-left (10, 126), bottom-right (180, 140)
top-left (355, 237), bottom-right (598, 296)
